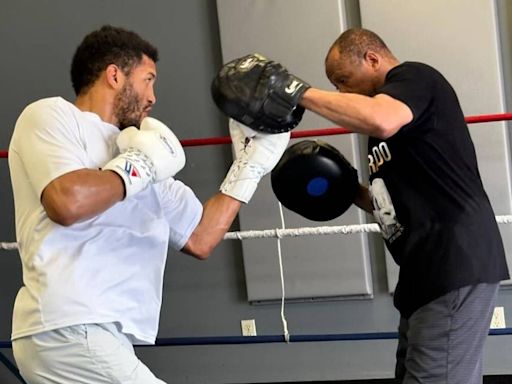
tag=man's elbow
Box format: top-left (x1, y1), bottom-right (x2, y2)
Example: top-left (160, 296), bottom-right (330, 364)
top-left (44, 200), bottom-right (81, 226)
top-left (182, 239), bottom-right (215, 260)
top-left (192, 250), bottom-right (212, 261)
top-left (370, 95), bottom-right (412, 139)
top-left (370, 120), bottom-right (402, 140)
top-left (42, 186), bottom-right (81, 226)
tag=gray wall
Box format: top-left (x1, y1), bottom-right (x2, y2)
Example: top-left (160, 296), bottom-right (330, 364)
top-left (1, 1), bottom-right (512, 383)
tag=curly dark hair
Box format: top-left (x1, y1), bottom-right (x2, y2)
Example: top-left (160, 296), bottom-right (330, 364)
top-left (70, 25), bottom-right (159, 95)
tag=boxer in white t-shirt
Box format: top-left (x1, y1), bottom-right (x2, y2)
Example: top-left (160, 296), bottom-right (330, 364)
top-left (9, 25), bottom-right (290, 384)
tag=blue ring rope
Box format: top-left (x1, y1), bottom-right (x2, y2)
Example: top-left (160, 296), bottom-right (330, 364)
top-left (2, 329), bottom-right (512, 384)
top-left (0, 351), bottom-right (26, 384)
top-left (2, 328), bottom-right (512, 348)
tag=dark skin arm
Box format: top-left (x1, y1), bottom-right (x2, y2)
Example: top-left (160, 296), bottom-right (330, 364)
top-left (41, 168), bottom-right (124, 226)
top-left (300, 89), bottom-right (413, 140)
top-left (354, 184), bottom-right (373, 214)
top-left (182, 193), bottom-right (242, 260)
top-left (42, 169), bottom-right (242, 260)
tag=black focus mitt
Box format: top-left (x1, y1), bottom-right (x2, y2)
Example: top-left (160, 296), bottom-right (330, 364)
top-left (271, 140), bottom-right (359, 221)
top-left (211, 53), bottom-right (310, 134)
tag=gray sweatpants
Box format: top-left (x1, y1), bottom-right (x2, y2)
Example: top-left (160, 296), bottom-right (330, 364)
top-left (395, 283), bottom-right (500, 384)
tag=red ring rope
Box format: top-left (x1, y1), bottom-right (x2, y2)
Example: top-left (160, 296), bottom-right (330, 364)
top-left (1, 112), bottom-right (512, 158)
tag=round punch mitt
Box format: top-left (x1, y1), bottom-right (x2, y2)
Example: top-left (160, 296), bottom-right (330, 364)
top-left (271, 140), bottom-right (359, 221)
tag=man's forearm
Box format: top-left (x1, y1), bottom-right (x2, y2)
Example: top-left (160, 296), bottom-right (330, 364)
top-left (182, 192), bottom-right (242, 259)
top-left (41, 168), bottom-right (125, 226)
top-left (354, 184), bottom-right (373, 214)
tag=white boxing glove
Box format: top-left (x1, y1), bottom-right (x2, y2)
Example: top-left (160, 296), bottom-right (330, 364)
top-left (104, 117), bottom-right (186, 198)
top-left (220, 119), bottom-right (290, 203)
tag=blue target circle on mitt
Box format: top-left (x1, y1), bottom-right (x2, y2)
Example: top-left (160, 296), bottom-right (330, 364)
top-left (306, 177), bottom-right (329, 196)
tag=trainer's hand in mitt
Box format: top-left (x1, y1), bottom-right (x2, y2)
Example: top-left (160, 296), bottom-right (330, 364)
top-left (211, 53), bottom-right (310, 134)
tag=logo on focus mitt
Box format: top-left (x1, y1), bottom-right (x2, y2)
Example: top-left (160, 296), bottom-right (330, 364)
top-left (211, 53), bottom-right (310, 134)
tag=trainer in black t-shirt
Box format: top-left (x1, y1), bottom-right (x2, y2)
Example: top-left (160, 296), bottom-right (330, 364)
top-left (368, 62), bottom-right (509, 318)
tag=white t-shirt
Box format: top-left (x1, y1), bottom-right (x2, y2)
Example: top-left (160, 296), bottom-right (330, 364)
top-left (8, 97), bottom-right (203, 344)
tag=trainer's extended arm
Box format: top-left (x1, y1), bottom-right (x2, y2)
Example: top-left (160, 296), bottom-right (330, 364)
top-left (300, 88), bottom-right (413, 139)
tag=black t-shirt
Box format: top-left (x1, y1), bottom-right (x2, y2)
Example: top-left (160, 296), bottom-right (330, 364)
top-left (368, 62), bottom-right (509, 318)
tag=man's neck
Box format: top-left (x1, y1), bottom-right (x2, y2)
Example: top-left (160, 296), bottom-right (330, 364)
top-left (75, 88), bottom-right (117, 126)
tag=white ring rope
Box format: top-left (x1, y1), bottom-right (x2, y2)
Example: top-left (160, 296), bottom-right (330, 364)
top-left (225, 222), bottom-right (381, 240)
top-left (0, 242), bottom-right (19, 250)
top-left (224, 214), bottom-right (512, 240)
top-left (224, 215), bottom-right (512, 240)
top-left (2, 215), bottom-right (512, 250)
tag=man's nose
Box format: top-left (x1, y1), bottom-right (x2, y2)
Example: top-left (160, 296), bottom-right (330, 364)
top-left (148, 87), bottom-right (156, 105)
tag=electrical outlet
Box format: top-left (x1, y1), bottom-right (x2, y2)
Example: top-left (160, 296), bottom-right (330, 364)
top-left (490, 306), bottom-right (506, 329)
top-left (241, 319), bottom-right (257, 336)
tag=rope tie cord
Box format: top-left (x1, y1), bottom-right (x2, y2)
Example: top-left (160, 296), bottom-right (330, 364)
top-left (276, 202), bottom-right (290, 343)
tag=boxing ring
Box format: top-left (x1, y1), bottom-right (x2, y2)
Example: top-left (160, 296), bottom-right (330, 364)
top-left (2, 113), bottom-right (512, 383)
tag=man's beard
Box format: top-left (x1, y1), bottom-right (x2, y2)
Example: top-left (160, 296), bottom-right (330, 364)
top-left (114, 81), bottom-right (145, 130)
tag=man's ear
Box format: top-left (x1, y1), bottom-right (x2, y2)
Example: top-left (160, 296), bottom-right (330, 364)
top-left (364, 50), bottom-right (381, 70)
top-left (106, 64), bottom-right (123, 89)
